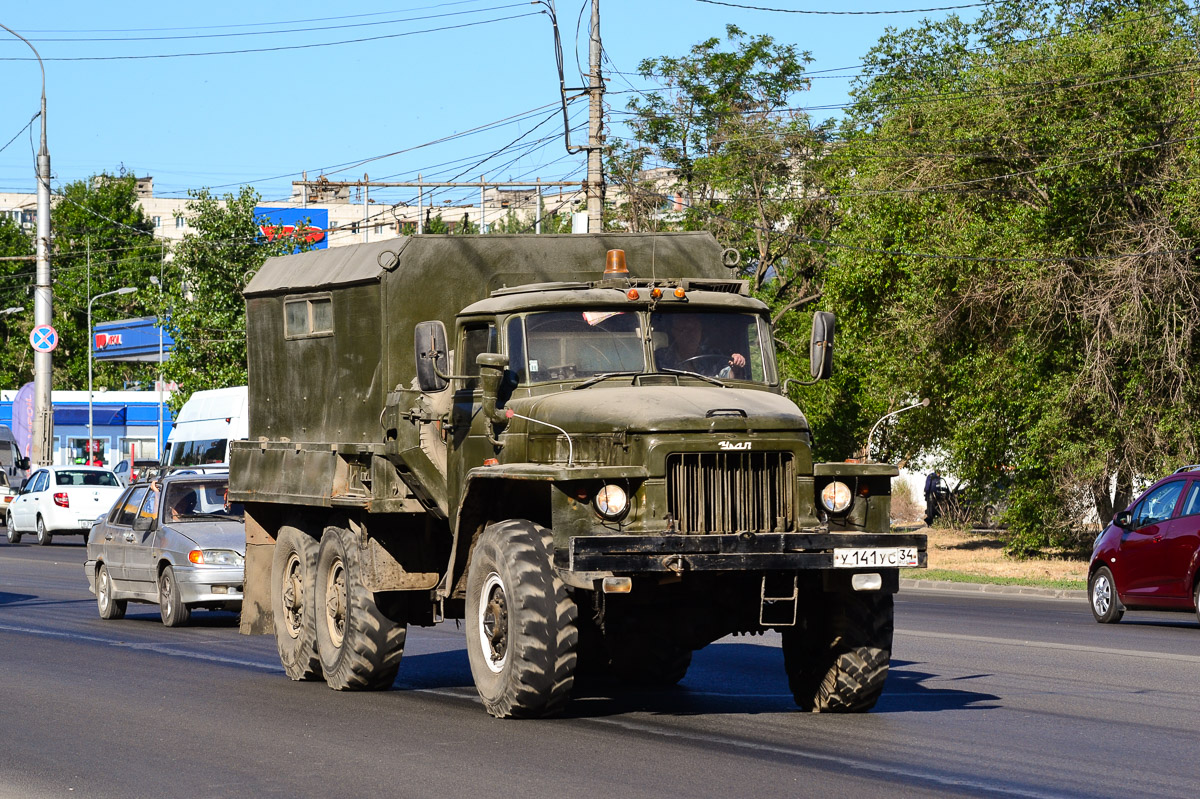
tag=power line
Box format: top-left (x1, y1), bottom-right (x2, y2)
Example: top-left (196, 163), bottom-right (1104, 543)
top-left (694, 0), bottom-right (991, 14)
top-left (0, 11), bottom-right (540, 61)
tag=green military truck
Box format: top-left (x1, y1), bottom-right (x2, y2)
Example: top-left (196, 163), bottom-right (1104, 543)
top-left (230, 232), bottom-right (926, 718)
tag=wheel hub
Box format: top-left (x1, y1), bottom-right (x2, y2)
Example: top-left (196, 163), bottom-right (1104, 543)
top-left (1093, 575), bottom-right (1112, 615)
top-left (325, 558), bottom-right (346, 648)
top-left (282, 552), bottom-right (305, 639)
top-left (478, 572), bottom-right (509, 674)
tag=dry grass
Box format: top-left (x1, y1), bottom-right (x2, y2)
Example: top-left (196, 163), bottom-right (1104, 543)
top-left (919, 525), bottom-right (1088, 583)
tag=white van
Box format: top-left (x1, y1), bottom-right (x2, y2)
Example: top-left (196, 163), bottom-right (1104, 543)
top-left (0, 425), bottom-right (30, 484)
top-left (162, 386), bottom-right (248, 468)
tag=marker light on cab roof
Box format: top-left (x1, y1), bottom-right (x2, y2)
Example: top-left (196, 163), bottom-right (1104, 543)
top-left (605, 249), bottom-right (628, 276)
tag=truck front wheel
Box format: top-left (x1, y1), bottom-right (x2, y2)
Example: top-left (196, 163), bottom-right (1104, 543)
top-left (271, 527), bottom-right (323, 681)
top-left (315, 525), bottom-right (407, 691)
top-left (782, 592), bottom-right (894, 713)
top-left (465, 520), bottom-right (578, 718)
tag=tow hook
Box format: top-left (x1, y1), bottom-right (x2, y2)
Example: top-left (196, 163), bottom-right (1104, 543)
top-left (662, 554), bottom-right (685, 574)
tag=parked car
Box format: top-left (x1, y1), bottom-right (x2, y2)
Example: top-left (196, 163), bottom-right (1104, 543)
top-left (84, 472), bottom-right (244, 626)
top-left (1089, 465), bottom-right (1200, 624)
top-left (112, 458), bottom-right (159, 487)
top-left (5, 465), bottom-right (124, 546)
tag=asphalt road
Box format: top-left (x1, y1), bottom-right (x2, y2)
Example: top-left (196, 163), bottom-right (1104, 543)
top-left (2, 540), bottom-right (1198, 799)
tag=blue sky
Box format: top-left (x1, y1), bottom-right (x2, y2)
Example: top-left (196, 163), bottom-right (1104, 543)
top-left (0, 1), bottom-right (980, 210)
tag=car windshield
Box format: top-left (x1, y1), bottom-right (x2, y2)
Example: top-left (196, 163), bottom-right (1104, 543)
top-left (508, 309), bottom-right (776, 385)
top-left (650, 311), bottom-right (774, 382)
top-left (55, 470), bottom-right (119, 487)
top-left (512, 310), bottom-right (646, 384)
top-left (162, 479), bottom-right (243, 522)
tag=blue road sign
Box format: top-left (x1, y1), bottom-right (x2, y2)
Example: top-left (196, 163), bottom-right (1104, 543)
top-left (29, 324), bottom-right (58, 353)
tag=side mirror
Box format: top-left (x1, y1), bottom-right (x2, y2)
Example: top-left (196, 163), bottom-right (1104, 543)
top-left (16, 457), bottom-right (29, 471)
top-left (414, 320), bottom-right (450, 393)
top-left (1113, 511), bottom-right (1133, 530)
top-left (810, 311), bottom-right (836, 380)
top-left (477, 352), bottom-right (510, 424)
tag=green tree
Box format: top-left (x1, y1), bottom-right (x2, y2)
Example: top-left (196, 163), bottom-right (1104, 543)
top-left (0, 215), bottom-right (34, 388)
top-left (818, 0), bottom-right (1200, 551)
top-left (162, 186), bottom-right (304, 412)
top-left (49, 173), bottom-right (164, 391)
top-left (616, 25), bottom-right (835, 320)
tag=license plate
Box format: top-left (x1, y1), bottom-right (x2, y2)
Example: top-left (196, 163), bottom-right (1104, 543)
top-left (79, 520), bottom-right (94, 529)
top-left (833, 546), bottom-right (919, 568)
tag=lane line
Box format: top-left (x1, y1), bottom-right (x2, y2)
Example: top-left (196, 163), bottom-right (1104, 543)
top-left (897, 628), bottom-right (1200, 663)
top-left (0, 622), bottom-right (282, 672)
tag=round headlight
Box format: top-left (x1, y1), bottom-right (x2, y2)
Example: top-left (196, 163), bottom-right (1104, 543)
top-left (594, 484), bottom-right (629, 520)
top-left (821, 481), bottom-right (853, 514)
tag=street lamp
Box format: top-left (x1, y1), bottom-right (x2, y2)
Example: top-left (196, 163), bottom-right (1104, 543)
top-left (88, 287), bottom-right (136, 466)
top-left (1, 23), bottom-right (53, 467)
top-left (149, 275), bottom-right (164, 461)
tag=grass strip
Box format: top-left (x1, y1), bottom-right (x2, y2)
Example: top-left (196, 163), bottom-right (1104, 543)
top-left (916, 568), bottom-right (1086, 591)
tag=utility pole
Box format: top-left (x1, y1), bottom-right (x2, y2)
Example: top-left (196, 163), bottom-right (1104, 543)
top-left (3, 24), bottom-right (55, 466)
top-left (586, 0), bottom-right (604, 232)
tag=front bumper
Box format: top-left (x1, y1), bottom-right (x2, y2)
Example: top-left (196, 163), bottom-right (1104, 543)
top-left (173, 565), bottom-right (245, 605)
top-left (558, 532), bottom-right (928, 573)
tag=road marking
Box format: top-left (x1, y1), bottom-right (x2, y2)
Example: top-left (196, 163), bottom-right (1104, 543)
top-left (897, 628), bottom-right (1200, 664)
top-left (0, 622), bottom-right (283, 672)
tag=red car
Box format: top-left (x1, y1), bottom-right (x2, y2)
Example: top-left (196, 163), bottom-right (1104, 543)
top-left (1089, 465), bottom-right (1200, 624)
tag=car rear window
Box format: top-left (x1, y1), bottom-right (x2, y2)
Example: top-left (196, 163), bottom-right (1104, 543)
top-left (56, 470), bottom-right (119, 487)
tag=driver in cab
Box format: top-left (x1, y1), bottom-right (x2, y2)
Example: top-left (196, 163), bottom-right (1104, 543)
top-left (655, 314), bottom-right (746, 378)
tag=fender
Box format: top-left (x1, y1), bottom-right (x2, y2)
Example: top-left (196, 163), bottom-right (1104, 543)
top-left (437, 464), bottom-right (649, 600)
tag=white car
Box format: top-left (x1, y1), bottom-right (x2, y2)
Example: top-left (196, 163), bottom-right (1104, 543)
top-left (5, 465), bottom-right (124, 546)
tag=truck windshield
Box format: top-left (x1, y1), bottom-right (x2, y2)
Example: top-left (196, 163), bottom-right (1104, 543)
top-left (650, 311), bottom-right (774, 382)
top-left (511, 310), bottom-right (645, 384)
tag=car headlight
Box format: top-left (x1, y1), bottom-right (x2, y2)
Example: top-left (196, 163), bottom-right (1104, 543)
top-left (821, 481), bottom-right (853, 514)
top-left (188, 549), bottom-right (245, 567)
top-left (594, 484), bottom-right (629, 520)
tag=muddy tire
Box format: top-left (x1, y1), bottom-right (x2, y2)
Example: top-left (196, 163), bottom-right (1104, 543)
top-left (782, 592), bottom-right (893, 713)
top-left (465, 520), bottom-right (577, 718)
top-left (315, 525), bottom-right (407, 691)
top-left (605, 627), bottom-right (692, 687)
top-left (271, 526), bottom-right (323, 681)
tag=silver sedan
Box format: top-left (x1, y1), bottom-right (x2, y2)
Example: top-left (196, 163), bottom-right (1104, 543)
top-left (84, 472), bottom-right (244, 626)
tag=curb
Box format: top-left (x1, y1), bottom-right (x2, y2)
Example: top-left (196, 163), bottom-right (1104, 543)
top-left (901, 578), bottom-right (1086, 601)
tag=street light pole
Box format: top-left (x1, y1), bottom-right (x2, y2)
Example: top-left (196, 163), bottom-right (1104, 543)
top-left (2, 23), bottom-right (54, 467)
top-left (88, 287), bottom-right (136, 466)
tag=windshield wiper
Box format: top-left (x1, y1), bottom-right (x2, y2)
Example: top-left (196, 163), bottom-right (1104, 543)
top-left (573, 371), bottom-right (644, 390)
top-left (660, 368), bottom-right (726, 387)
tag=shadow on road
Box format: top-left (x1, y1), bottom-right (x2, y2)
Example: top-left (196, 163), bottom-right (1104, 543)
top-left (0, 590), bottom-right (38, 605)
top-left (390, 644), bottom-right (999, 717)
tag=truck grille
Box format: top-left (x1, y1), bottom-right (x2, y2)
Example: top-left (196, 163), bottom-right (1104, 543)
top-left (666, 452), bottom-right (795, 533)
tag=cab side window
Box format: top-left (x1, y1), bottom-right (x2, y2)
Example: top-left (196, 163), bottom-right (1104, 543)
top-left (458, 324), bottom-right (496, 393)
top-left (1180, 482), bottom-right (1200, 518)
top-left (1131, 481), bottom-right (1185, 528)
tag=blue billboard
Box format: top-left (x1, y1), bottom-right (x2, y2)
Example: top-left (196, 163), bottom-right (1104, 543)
top-left (94, 316), bottom-right (174, 362)
top-left (255, 206), bottom-right (329, 251)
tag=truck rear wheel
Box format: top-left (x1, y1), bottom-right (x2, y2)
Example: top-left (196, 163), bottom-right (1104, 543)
top-left (608, 635), bottom-right (693, 687)
top-left (315, 525), bottom-right (407, 691)
top-left (465, 520), bottom-right (577, 718)
top-left (782, 592), bottom-right (894, 713)
top-left (271, 527), bottom-right (323, 681)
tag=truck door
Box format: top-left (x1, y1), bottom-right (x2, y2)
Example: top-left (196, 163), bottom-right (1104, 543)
top-left (448, 322), bottom-right (496, 507)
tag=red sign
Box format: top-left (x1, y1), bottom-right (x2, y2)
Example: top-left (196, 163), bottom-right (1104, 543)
top-left (94, 332), bottom-right (122, 349)
top-left (260, 224), bottom-right (326, 245)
